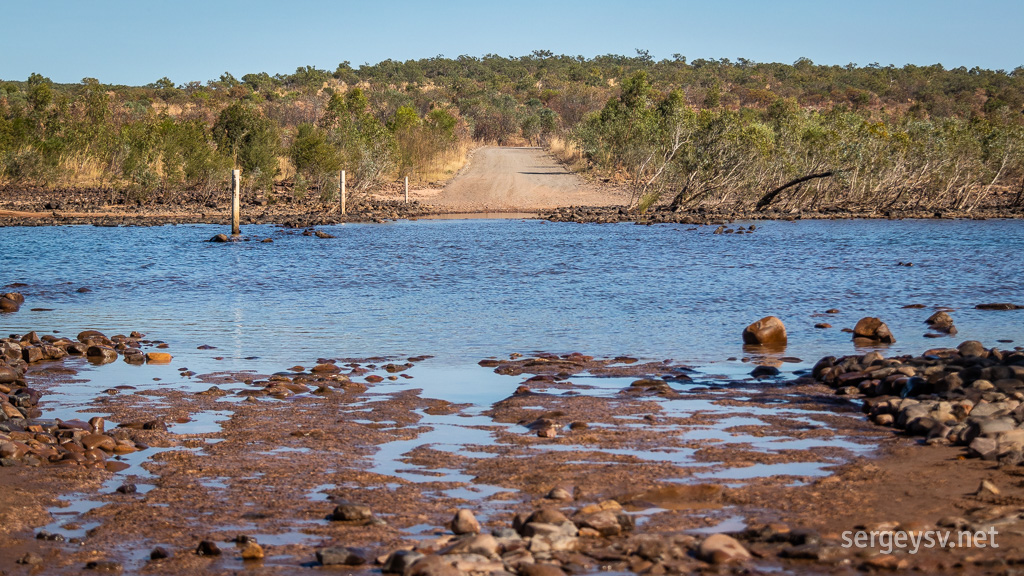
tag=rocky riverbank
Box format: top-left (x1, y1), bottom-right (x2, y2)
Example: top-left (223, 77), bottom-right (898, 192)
top-left (4, 321), bottom-right (1024, 574)
top-left (541, 204), bottom-right (1024, 224)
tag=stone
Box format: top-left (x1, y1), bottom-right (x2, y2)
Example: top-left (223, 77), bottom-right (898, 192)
top-left (209, 234), bottom-right (230, 242)
top-left (330, 500), bottom-right (373, 521)
top-left (697, 533), bottom-right (751, 564)
top-left (547, 487), bottom-right (573, 501)
top-left (241, 542), bottom-right (265, 560)
top-left (17, 552), bottom-right (43, 565)
top-left (741, 316), bottom-right (787, 346)
top-left (442, 534), bottom-right (500, 558)
top-left (520, 564), bottom-right (567, 576)
top-left (196, 540), bottom-right (221, 556)
top-left (451, 509), bottom-right (481, 534)
top-left (149, 547), bottom-right (172, 561)
top-left (977, 479), bottom-right (1000, 496)
top-left (311, 363), bottom-right (341, 374)
top-left (926, 311), bottom-right (957, 334)
top-left (750, 365), bottom-right (780, 378)
top-left (0, 293), bottom-right (23, 312)
top-left (383, 549), bottom-right (425, 574)
top-left (317, 546), bottom-right (364, 566)
top-left (406, 555), bottom-right (464, 576)
top-left (969, 437), bottom-right (999, 460)
top-left (82, 433), bottom-right (116, 451)
top-left (86, 345), bottom-right (118, 364)
top-left (84, 560), bottom-right (122, 571)
top-left (574, 510), bottom-right (624, 536)
top-left (525, 508), bottom-right (570, 526)
top-left (853, 317), bottom-right (895, 343)
top-left (958, 340), bottom-right (987, 358)
top-left (975, 303), bottom-right (1023, 310)
top-left (0, 365), bottom-right (19, 384)
top-left (145, 352), bottom-right (172, 364)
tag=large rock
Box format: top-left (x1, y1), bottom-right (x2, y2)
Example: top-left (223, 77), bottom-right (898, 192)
top-left (86, 346), bottom-right (118, 364)
top-left (698, 533), bottom-right (751, 564)
top-left (926, 311), bottom-right (957, 334)
top-left (450, 509), bottom-right (481, 535)
top-left (853, 317), bottom-right (895, 343)
top-left (0, 293), bottom-right (24, 313)
top-left (741, 316), bottom-right (787, 346)
top-left (330, 500), bottom-right (372, 522)
top-left (316, 546), bottom-right (364, 566)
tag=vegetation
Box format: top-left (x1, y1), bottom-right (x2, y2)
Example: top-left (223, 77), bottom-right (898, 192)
top-left (1, 51), bottom-right (1022, 211)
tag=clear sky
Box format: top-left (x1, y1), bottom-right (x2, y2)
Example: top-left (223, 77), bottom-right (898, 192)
top-left (2, 0), bottom-right (1021, 86)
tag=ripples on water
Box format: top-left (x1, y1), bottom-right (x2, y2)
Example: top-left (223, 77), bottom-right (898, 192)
top-left (2, 219), bottom-right (1023, 376)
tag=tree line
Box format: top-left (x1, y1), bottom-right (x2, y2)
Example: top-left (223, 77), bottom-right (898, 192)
top-left (1, 51), bottom-right (1022, 210)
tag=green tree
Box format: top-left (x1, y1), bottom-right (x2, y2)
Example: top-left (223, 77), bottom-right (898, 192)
top-left (212, 102), bottom-right (280, 190)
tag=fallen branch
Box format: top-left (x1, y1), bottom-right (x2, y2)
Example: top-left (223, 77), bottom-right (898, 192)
top-left (756, 171), bottom-right (835, 211)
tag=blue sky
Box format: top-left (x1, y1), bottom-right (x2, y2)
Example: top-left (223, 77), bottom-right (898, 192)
top-left (2, 0), bottom-right (1021, 85)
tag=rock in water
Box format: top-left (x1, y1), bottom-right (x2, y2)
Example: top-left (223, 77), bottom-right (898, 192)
top-left (698, 533), bottom-right (751, 564)
top-left (853, 317), bottom-right (895, 343)
top-left (742, 316), bottom-right (787, 346)
top-left (209, 234), bottom-right (229, 243)
top-left (330, 500), bottom-right (372, 522)
top-left (317, 547), bottom-right (365, 566)
top-left (450, 508), bottom-right (481, 534)
top-left (926, 311), bottom-right (957, 334)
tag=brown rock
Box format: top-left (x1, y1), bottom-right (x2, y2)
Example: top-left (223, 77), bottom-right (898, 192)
top-left (697, 533), bottom-right (751, 564)
top-left (145, 352), bottom-right (172, 364)
top-left (450, 509), bottom-right (481, 534)
top-left (406, 555), bottom-right (464, 576)
top-left (240, 543), bottom-right (264, 560)
top-left (521, 564), bottom-right (567, 576)
top-left (853, 317), bottom-right (895, 343)
top-left (82, 433), bottom-right (116, 451)
top-left (741, 316), bottom-right (787, 346)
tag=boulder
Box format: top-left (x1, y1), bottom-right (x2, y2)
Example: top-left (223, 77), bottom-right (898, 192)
top-left (698, 533), bottom-right (751, 564)
top-left (926, 311), bottom-right (957, 334)
top-left (450, 509), bottom-right (481, 535)
top-left (145, 352), bottom-right (172, 364)
top-left (741, 316), bottom-right (787, 346)
top-left (0, 293), bottom-right (23, 313)
top-left (317, 546), bottom-right (364, 566)
top-left (853, 317), bottom-right (895, 343)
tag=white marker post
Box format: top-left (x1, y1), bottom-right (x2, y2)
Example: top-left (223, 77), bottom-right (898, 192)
top-left (405, 176), bottom-right (409, 203)
top-left (231, 169), bottom-right (241, 235)
top-left (340, 170), bottom-right (346, 215)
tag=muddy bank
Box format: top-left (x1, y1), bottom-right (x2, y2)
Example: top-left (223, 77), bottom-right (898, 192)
top-left (5, 324), bottom-right (1024, 574)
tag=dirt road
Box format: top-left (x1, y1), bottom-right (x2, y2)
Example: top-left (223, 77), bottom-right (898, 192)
top-left (425, 147), bottom-right (625, 212)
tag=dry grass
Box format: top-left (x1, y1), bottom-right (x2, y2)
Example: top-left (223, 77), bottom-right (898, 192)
top-left (547, 136), bottom-right (587, 172)
top-left (412, 140), bottom-right (474, 186)
top-left (56, 154), bottom-right (110, 187)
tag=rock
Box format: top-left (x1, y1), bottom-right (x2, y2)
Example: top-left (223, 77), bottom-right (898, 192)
top-left (926, 311), bottom-right (957, 334)
top-left (853, 317), bottom-right (895, 343)
top-left (969, 437), bottom-right (999, 460)
top-left (311, 363), bottom-right (340, 374)
top-left (546, 487), bottom-right (573, 501)
top-left (525, 508), bottom-right (570, 526)
top-left (384, 549), bottom-right (425, 573)
top-left (406, 555), bottom-right (464, 576)
top-left (0, 365), bottom-right (20, 383)
top-left (115, 483), bottom-right (137, 494)
top-left (150, 547), bottom-right (172, 560)
top-left (574, 510), bottom-right (625, 536)
top-left (520, 564), bottom-right (567, 576)
top-left (750, 365), bottom-right (780, 378)
top-left (451, 509), bottom-right (481, 534)
top-left (977, 479), bottom-right (1001, 496)
top-left (814, 323), bottom-right (831, 329)
top-left (84, 560), bottom-right (122, 571)
top-left (241, 542), bottom-right (264, 560)
top-left (741, 316), bottom-right (787, 346)
top-left (209, 234), bottom-right (230, 243)
top-left (976, 303), bottom-right (1023, 310)
top-left (330, 500), bottom-right (373, 522)
top-left (145, 352), bottom-right (172, 364)
top-left (86, 345), bottom-right (118, 364)
top-left (196, 540), bottom-right (221, 556)
top-left (958, 340), bottom-right (987, 358)
top-left (442, 534), bottom-right (500, 558)
top-left (17, 552), bottom-right (43, 565)
top-left (317, 546), bottom-right (365, 566)
top-left (697, 533), bottom-right (751, 564)
top-left (0, 293), bottom-right (23, 313)
top-left (82, 433), bottom-right (116, 451)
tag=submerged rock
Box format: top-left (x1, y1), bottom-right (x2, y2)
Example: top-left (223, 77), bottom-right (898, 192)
top-left (742, 316), bottom-right (787, 346)
top-left (853, 317), bottom-right (895, 343)
top-left (698, 533), bottom-right (751, 564)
